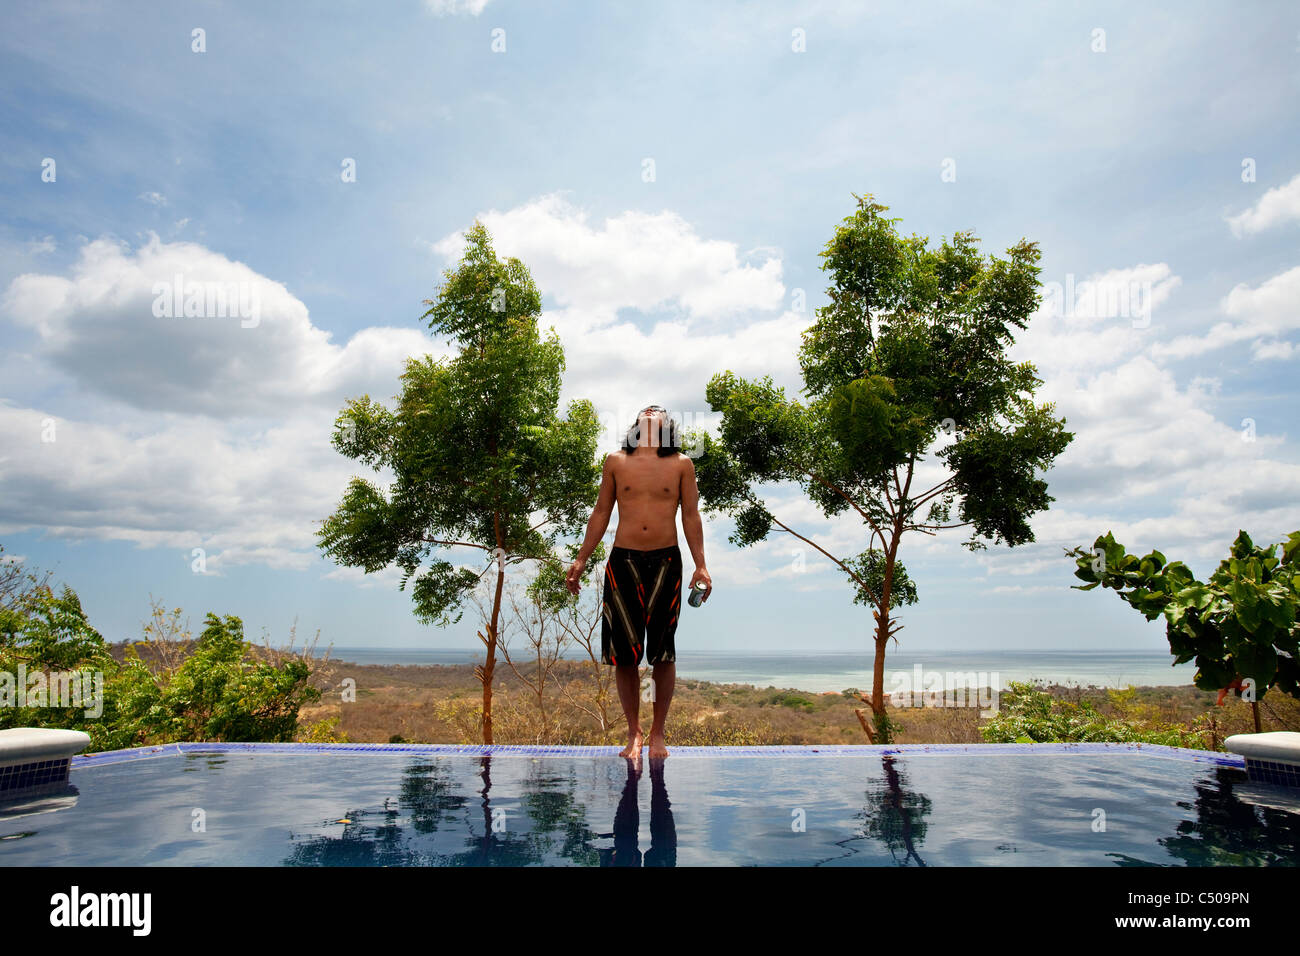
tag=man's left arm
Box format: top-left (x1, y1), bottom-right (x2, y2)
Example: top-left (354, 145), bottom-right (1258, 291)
top-left (680, 456), bottom-right (711, 600)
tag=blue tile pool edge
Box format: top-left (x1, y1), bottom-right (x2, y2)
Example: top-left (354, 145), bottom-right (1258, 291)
top-left (70, 741), bottom-right (1248, 770)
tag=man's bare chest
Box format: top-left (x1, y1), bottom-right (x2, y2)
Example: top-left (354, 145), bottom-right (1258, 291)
top-left (614, 464), bottom-right (681, 505)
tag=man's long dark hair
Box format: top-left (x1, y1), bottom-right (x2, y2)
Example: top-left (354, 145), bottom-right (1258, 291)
top-left (622, 406), bottom-right (681, 457)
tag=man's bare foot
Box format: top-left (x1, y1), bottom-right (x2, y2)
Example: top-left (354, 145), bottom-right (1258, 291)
top-left (619, 727), bottom-right (644, 758)
top-left (648, 730), bottom-right (669, 759)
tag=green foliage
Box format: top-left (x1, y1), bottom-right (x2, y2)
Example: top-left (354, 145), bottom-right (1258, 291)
top-left (1, 583), bottom-right (114, 672)
top-left (763, 690), bottom-right (817, 711)
top-left (842, 548), bottom-right (917, 610)
top-left (872, 708), bottom-right (904, 744)
top-left (0, 583), bottom-right (146, 752)
top-left (318, 219), bottom-right (603, 626)
top-left (1067, 529), bottom-right (1300, 701)
top-left (125, 613), bottom-right (321, 743)
top-left (528, 540), bottom-right (608, 615)
top-left (827, 374), bottom-right (928, 478)
top-left (421, 220), bottom-right (544, 343)
top-left (297, 717), bottom-right (350, 743)
top-left (980, 681), bottom-right (1200, 745)
top-left (0, 566), bottom-right (321, 751)
top-left (945, 400), bottom-right (1074, 548)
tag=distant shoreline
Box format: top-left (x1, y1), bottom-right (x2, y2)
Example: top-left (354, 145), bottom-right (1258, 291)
top-left (286, 645), bottom-right (1199, 693)
top-left (110, 639), bottom-right (1199, 692)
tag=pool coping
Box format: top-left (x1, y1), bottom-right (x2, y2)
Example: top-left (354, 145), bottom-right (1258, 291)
top-left (72, 741), bottom-right (1248, 770)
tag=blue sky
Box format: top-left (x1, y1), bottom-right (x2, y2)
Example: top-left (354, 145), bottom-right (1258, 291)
top-left (1, 0), bottom-right (1298, 657)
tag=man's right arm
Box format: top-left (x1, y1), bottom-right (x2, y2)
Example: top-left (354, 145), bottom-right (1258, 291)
top-left (575, 453), bottom-right (617, 563)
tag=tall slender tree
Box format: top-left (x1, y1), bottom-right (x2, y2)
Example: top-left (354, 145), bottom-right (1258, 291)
top-left (318, 221), bottom-right (603, 744)
top-left (693, 194), bottom-right (1073, 742)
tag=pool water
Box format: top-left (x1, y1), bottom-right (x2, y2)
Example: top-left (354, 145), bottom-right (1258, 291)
top-left (2, 744), bottom-right (1297, 866)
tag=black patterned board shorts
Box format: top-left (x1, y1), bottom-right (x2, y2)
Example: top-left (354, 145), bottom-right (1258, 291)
top-left (601, 544), bottom-right (683, 666)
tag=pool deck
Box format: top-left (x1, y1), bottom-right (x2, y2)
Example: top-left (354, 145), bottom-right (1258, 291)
top-left (73, 741), bottom-right (1248, 769)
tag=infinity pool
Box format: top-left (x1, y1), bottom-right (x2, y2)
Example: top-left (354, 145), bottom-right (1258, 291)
top-left (2, 743), bottom-right (1297, 866)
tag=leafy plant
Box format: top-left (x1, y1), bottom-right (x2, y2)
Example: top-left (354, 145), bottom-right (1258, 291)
top-left (0, 583), bottom-right (147, 752)
top-left (765, 691), bottom-right (816, 711)
top-left (1066, 529), bottom-right (1300, 730)
top-left (124, 612), bottom-right (320, 743)
top-left (0, 550), bottom-right (323, 751)
top-left (298, 716), bottom-right (350, 743)
top-left (981, 681), bottom-right (1201, 746)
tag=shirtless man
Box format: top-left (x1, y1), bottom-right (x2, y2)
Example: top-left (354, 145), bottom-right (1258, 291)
top-left (565, 405), bottom-right (712, 760)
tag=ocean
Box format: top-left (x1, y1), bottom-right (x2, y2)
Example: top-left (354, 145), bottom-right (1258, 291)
top-left (317, 646), bottom-right (1199, 692)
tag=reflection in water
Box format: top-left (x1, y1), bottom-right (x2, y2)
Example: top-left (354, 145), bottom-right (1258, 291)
top-left (1114, 766), bottom-right (1300, 867)
top-left (825, 754), bottom-right (932, 866)
top-left (284, 757), bottom-right (471, 865)
top-left (264, 752), bottom-right (1299, 866)
top-left (596, 759), bottom-right (677, 867)
top-left (871, 755), bottom-right (930, 866)
top-left (0, 783), bottom-right (80, 824)
top-left (282, 754), bottom-right (677, 866)
top-left (179, 752), bottom-right (229, 780)
top-left (824, 757), bottom-right (1300, 867)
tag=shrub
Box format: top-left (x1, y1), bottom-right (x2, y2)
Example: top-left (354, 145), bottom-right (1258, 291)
top-left (0, 558), bottom-right (322, 751)
top-left (124, 612), bottom-right (321, 743)
top-left (981, 681), bottom-right (1203, 746)
top-left (0, 584), bottom-right (148, 752)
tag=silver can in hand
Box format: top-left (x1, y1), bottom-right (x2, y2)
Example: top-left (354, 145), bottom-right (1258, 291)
top-left (688, 582), bottom-right (707, 607)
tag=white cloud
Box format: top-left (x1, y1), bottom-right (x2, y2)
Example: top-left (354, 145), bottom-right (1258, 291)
top-left (423, 0), bottom-right (492, 15)
top-left (1226, 171), bottom-right (1300, 237)
top-left (0, 400), bottom-right (352, 572)
top-left (964, 254), bottom-right (1300, 580)
top-left (2, 233), bottom-right (438, 417)
top-left (424, 192), bottom-right (785, 325)
top-left (138, 191), bottom-right (167, 206)
top-left (1150, 265), bottom-right (1300, 361)
top-left (1010, 264), bottom-right (1183, 384)
top-left (323, 564), bottom-right (408, 588)
top-left (979, 556), bottom-right (1062, 578)
top-left (27, 236), bottom-right (56, 255)
top-left (0, 234), bottom-right (450, 573)
top-left (1252, 340), bottom-right (1295, 360)
top-left (1038, 263), bottom-right (1181, 329)
top-left (990, 584), bottom-right (1059, 595)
